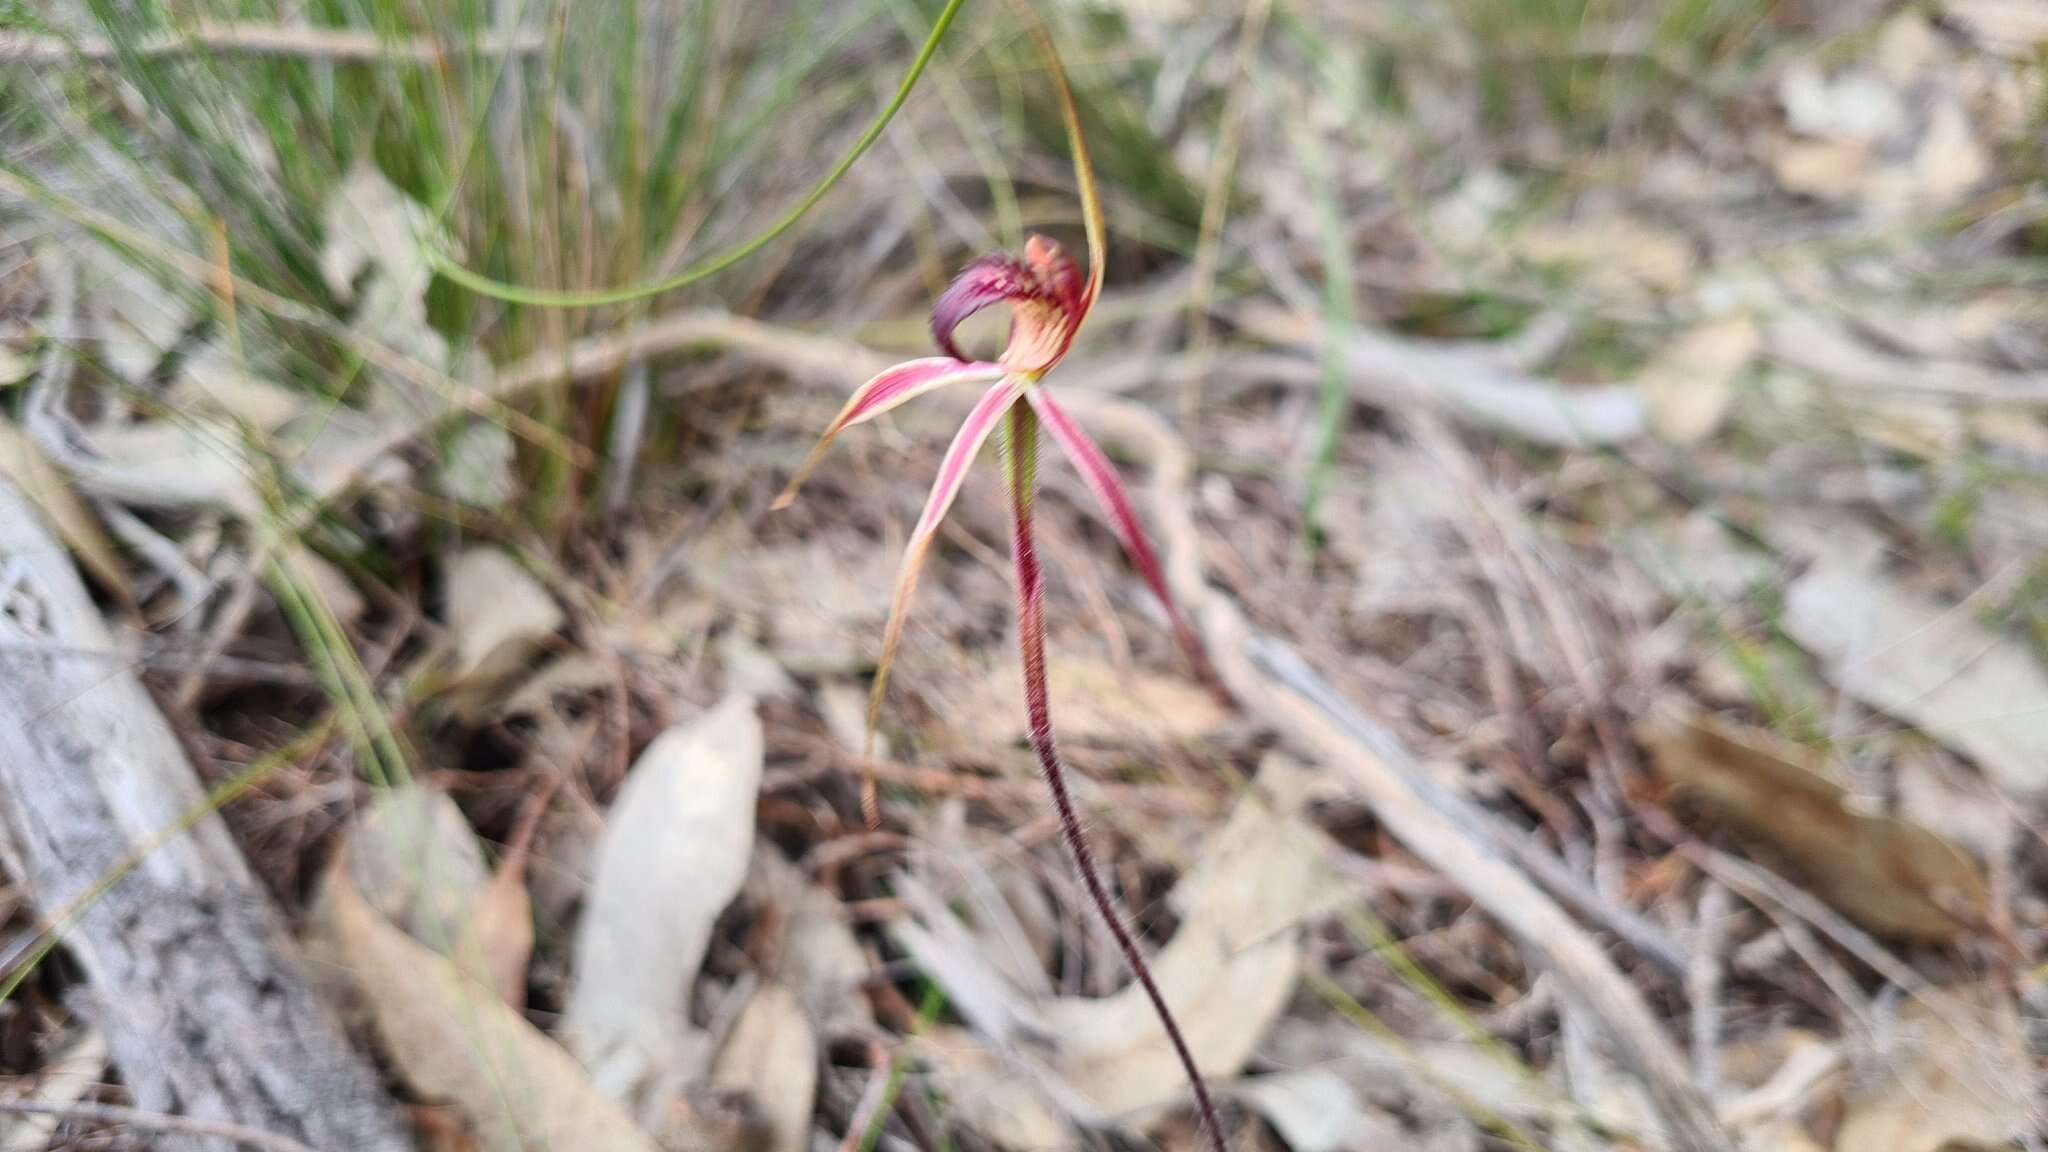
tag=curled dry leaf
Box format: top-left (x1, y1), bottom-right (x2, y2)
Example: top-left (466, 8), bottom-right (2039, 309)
top-left (345, 783), bottom-right (491, 947)
top-left (566, 695), bottom-right (764, 1108)
top-left (322, 866), bottom-right (661, 1152)
top-left (445, 546), bottom-right (564, 705)
top-left (1639, 316), bottom-right (1759, 445)
top-left (1512, 217), bottom-right (1696, 299)
top-left (0, 417), bottom-right (127, 596)
top-left (1782, 555), bottom-right (2048, 801)
top-left (1235, 1067), bottom-right (1410, 1152)
top-left (1837, 983), bottom-right (2033, 1152)
top-left (945, 655), bottom-right (1228, 747)
top-left (741, 847), bottom-right (874, 1038)
top-left (708, 984), bottom-right (817, 1152)
top-left (457, 846), bottom-right (535, 1009)
top-left (1039, 757), bottom-right (1348, 1120)
top-left (912, 1027), bottom-right (1074, 1152)
top-left (1643, 702), bottom-right (1985, 941)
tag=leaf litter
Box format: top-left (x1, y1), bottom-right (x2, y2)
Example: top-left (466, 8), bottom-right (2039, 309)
top-left (6, 4), bottom-right (2048, 1152)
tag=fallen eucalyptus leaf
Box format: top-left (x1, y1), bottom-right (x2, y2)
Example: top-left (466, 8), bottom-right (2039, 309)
top-left (345, 784), bottom-right (491, 948)
top-left (1513, 218), bottom-right (1695, 298)
top-left (446, 546), bottom-right (564, 702)
top-left (1037, 758), bottom-right (1348, 1119)
top-left (1644, 702), bottom-right (1985, 941)
top-left (741, 847), bottom-right (874, 1037)
top-left (1837, 983), bottom-right (2033, 1152)
top-left (1783, 556), bottom-right (2048, 800)
top-left (1943, 0), bottom-right (2048, 58)
top-left (170, 343), bottom-right (306, 432)
top-left (0, 417), bottom-right (127, 596)
top-left (439, 419), bottom-right (517, 512)
top-left (566, 695), bottom-right (764, 1108)
top-left (457, 844), bottom-right (535, 1009)
top-left (1639, 316), bottom-right (1758, 445)
top-left (709, 984), bottom-right (816, 1152)
top-left (323, 866), bottom-right (661, 1152)
top-left (1236, 1067), bottom-right (1408, 1152)
top-left (912, 1027), bottom-right (1073, 1152)
top-left (948, 655), bottom-right (1228, 746)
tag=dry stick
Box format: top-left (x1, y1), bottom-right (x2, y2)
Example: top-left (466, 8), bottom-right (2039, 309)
top-left (1687, 880), bottom-right (1733, 1095)
top-left (0, 1099), bottom-right (323, 1152)
top-left (0, 24), bottom-right (546, 64)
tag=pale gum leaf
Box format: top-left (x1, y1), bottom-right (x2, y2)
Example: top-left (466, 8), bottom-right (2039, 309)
top-left (740, 847), bottom-right (874, 1037)
top-left (456, 848), bottom-right (536, 1010)
top-left (709, 984), bottom-right (818, 1152)
top-left (1037, 758), bottom-right (1348, 1119)
top-left (1836, 983), bottom-right (2033, 1152)
top-left (1782, 555), bottom-right (2048, 799)
top-left (0, 417), bottom-right (128, 597)
top-left (445, 546), bottom-right (565, 702)
top-left (1235, 1068), bottom-right (1408, 1152)
top-left (1639, 316), bottom-right (1759, 445)
top-left (344, 784), bottom-right (491, 948)
top-left (565, 695), bottom-right (764, 1108)
top-left (322, 866), bottom-right (661, 1152)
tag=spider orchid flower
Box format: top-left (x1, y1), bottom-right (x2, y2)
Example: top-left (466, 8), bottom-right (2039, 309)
top-left (772, 26), bottom-right (1224, 1152)
top-left (771, 233), bottom-right (1208, 744)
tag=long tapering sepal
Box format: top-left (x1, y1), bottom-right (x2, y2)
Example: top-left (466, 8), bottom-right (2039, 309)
top-left (1026, 386), bottom-right (1218, 689)
top-left (859, 378), bottom-right (1025, 824)
top-left (773, 357), bottom-right (1004, 511)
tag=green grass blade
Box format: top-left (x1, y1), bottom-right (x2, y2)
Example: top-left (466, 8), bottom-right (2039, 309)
top-left (428, 0), bottom-right (966, 309)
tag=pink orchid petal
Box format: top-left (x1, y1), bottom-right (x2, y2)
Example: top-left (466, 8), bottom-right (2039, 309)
top-left (773, 357), bottom-right (1004, 510)
top-left (864, 377), bottom-right (1025, 762)
top-left (1026, 386), bottom-right (1211, 678)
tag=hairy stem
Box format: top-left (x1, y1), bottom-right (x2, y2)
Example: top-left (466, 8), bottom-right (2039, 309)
top-left (1001, 403), bottom-right (1225, 1152)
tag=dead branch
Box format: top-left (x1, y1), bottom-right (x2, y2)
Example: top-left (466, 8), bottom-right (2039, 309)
top-left (0, 479), bottom-right (412, 1152)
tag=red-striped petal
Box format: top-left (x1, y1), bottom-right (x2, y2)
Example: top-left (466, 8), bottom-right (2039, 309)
top-left (864, 378), bottom-right (1026, 750)
top-left (1027, 386), bottom-right (1211, 679)
top-left (773, 357), bottom-right (1003, 510)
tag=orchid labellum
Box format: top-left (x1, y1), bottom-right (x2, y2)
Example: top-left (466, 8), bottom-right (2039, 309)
top-left (772, 26), bottom-right (1225, 1152)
